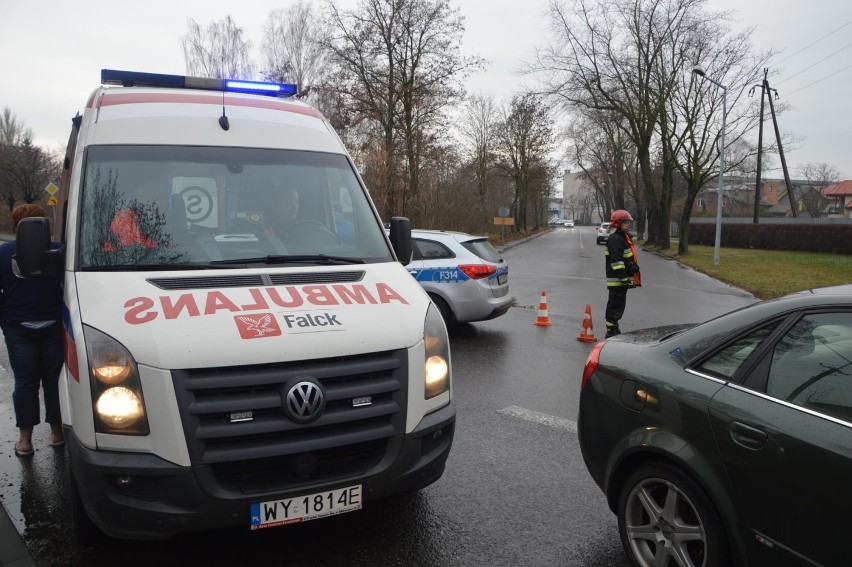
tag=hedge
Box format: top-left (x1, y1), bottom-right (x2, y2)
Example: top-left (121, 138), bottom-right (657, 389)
top-left (687, 223), bottom-right (852, 255)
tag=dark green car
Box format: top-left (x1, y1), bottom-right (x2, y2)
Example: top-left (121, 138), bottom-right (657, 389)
top-left (578, 284), bottom-right (852, 567)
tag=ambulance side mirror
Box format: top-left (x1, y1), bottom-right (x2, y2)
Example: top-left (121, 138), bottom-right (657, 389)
top-left (388, 216), bottom-right (412, 266)
top-left (13, 217), bottom-right (64, 279)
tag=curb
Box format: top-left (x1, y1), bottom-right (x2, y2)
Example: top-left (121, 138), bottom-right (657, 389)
top-left (495, 229), bottom-right (550, 253)
top-left (0, 503), bottom-right (36, 567)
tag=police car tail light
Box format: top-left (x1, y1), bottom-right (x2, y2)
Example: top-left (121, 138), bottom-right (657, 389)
top-left (83, 325), bottom-right (150, 435)
top-left (458, 264), bottom-right (496, 280)
top-left (424, 304), bottom-right (450, 400)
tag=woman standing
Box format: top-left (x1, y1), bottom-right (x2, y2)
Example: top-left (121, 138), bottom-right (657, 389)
top-left (0, 204), bottom-right (64, 456)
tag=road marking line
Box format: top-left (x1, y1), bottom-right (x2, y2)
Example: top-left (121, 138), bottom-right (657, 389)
top-left (497, 406), bottom-right (577, 432)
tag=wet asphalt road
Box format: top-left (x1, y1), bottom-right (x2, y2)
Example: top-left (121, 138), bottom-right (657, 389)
top-left (0, 227), bottom-right (756, 566)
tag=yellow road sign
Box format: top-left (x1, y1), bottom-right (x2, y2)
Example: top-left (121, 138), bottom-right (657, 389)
top-left (47, 195), bottom-right (58, 206)
top-left (45, 183), bottom-right (58, 195)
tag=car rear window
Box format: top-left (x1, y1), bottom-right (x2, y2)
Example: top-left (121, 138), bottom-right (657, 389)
top-left (461, 238), bottom-right (502, 263)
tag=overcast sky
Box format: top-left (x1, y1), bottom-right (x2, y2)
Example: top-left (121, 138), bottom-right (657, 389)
top-left (2, 0), bottom-right (851, 179)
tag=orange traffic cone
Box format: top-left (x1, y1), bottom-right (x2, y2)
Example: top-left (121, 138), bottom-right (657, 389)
top-left (576, 304), bottom-right (598, 342)
top-left (533, 291), bottom-right (552, 326)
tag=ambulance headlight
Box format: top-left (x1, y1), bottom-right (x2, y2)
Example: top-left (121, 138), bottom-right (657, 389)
top-left (96, 387), bottom-right (145, 429)
top-left (424, 304), bottom-right (450, 400)
top-left (84, 325), bottom-right (150, 435)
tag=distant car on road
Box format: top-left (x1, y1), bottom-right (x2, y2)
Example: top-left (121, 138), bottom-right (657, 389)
top-left (577, 284), bottom-right (852, 567)
top-left (596, 222), bottom-right (611, 244)
top-left (407, 230), bottom-right (513, 329)
top-left (563, 219), bottom-right (575, 228)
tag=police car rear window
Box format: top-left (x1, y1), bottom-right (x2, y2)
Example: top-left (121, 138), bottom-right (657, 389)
top-left (462, 239), bottom-right (501, 263)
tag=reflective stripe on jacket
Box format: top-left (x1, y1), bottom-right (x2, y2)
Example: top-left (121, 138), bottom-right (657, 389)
top-left (605, 230), bottom-right (639, 288)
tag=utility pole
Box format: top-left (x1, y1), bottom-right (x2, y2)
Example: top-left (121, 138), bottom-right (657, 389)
top-left (750, 70), bottom-right (768, 223)
top-left (766, 80), bottom-right (798, 217)
top-left (749, 69), bottom-right (797, 219)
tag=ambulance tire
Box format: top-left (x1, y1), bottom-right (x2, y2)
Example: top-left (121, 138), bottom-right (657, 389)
top-left (68, 466), bottom-right (106, 546)
top-left (429, 293), bottom-right (456, 330)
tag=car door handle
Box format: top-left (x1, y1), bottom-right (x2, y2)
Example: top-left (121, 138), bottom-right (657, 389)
top-left (729, 421), bottom-right (768, 450)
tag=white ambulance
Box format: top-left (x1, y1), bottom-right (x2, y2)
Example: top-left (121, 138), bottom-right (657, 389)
top-left (15, 69), bottom-right (454, 540)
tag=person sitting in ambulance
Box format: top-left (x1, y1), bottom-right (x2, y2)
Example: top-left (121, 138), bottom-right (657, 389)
top-left (103, 207), bottom-right (158, 251)
top-left (264, 188), bottom-right (300, 239)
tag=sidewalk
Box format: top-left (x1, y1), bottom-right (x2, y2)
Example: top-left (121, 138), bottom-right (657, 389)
top-left (0, 233), bottom-right (36, 566)
top-left (0, 503), bottom-right (35, 567)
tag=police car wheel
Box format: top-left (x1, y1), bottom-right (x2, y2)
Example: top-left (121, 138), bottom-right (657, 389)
top-left (429, 293), bottom-right (456, 330)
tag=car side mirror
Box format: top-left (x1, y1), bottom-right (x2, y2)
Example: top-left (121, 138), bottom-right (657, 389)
top-left (13, 217), bottom-right (64, 279)
top-left (388, 216), bottom-right (412, 266)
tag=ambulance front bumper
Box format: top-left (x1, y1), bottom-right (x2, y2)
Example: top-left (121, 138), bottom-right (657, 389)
top-left (66, 403), bottom-right (455, 540)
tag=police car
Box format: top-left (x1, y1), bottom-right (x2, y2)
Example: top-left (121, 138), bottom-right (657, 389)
top-left (407, 230), bottom-right (514, 329)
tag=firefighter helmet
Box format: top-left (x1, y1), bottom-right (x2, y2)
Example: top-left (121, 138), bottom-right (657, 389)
top-left (610, 209), bottom-right (634, 227)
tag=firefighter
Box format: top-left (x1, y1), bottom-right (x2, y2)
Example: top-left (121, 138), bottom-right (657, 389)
top-left (604, 209), bottom-right (641, 338)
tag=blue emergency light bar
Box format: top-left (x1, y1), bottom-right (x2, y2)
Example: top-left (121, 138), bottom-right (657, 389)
top-left (100, 69), bottom-right (298, 98)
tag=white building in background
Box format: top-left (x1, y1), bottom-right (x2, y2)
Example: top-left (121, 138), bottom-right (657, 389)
top-left (549, 170), bottom-right (587, 220)
top-left (562, 170), bottom-right (590, 221)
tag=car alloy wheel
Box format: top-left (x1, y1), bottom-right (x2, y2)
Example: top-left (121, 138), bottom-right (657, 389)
top-left (617, 463), bottom-right (728, 567)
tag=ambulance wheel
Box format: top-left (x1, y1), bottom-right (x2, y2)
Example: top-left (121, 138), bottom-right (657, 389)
top-left (68, 467), bottom-right (106, 546)
top-left (429, 294), bottom-right (456, 330)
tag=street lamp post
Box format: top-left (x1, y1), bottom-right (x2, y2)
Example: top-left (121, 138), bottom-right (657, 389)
top-left (692, 66), bottom-right (726, 267)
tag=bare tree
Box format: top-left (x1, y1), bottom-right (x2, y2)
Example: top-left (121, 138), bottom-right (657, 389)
top-left (668, 17), bottom-right (770, 253)
top-left (457, 93), bottom-right (498, 207)
top-left (533, 0), bottom-right (721, 248)
top-left (495, 93), bottom-right (556, 231)
top-left (181, 16), bottom-right (254, 79)
top-left (798, 162), bottom-right (842, 217)
top-left (319, 0), bottom-right (484, 223)
top-left (0, 137), bottom-right (61, 218)
top-left (0, 107), bottom-right (32, 146)
top-left (566, 108), bottom-right (639, 224)
top-left (261, 2), bottom-right (329, 96)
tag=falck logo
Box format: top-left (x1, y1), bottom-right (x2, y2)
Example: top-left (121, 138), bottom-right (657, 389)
top-left (234, 313), bottom-right (282, 339)
top-left (285, 380), bottom-right (326, 423)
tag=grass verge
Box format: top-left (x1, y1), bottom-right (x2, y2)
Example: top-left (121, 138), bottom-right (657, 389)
top-left (645, 244), bottom-right (852, 300)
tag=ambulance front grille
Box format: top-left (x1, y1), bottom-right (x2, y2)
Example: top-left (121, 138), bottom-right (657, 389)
top-left (170, 349), bottom-right (407, 495)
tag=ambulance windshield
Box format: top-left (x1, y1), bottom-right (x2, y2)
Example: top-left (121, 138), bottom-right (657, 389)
top-left (78, 146), bottom-right (391, 269)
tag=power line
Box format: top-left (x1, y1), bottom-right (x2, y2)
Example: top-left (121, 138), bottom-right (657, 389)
top-left (785, 62), bottom-right (852, 97)
top-left (771, 19), bottom-right (852, 67)
top-left (776, 41), bottom-right (852, 86)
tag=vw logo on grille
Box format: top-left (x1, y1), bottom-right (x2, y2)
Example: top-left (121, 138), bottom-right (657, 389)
top-left (284, 379), bottom-right (326, 423)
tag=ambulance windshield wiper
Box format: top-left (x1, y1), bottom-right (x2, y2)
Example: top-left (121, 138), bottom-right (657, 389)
top-left (212, 254), bottom-right (366, 265)
top-left (82, 263), bottom-right (227, 271)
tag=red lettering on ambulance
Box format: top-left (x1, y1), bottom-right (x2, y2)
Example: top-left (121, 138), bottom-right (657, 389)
top-left (376, 283), bottom-right (409, 305)
top-left (205, 291), bottom-right (240, 314)
top-left (266, 287), bottom-right (304, 308)
top-left (161, 294), bottom-right (201, 319)
top-left (304, 285), bottom-right (338, 306)
top-left (125, 297), bottom-right (157, 324)
top-left (333, 284), bottom-right (377, 305)
top-left (120, 282), bottom-right (410, 325)
top-left (241, 288), bottom-right (270, 310)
